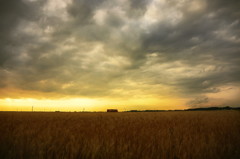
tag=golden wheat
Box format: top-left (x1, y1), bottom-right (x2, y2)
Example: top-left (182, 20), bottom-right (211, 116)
top-left (0, 111), bottom-right (239, 159)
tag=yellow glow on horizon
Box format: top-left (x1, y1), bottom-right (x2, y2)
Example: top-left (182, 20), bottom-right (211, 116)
top-left (1, 85), bottom-right (238, 112)
top-left (0, 96), bottom-right (187, 112)
top-left (0, 87), bottom-right (189, 111)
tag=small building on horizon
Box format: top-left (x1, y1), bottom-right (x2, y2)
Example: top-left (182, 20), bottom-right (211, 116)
top-left (107, 109), bottom-right (118, 112)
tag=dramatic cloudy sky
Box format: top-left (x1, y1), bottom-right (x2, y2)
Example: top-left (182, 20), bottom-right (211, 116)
top-left (0, 0), bottom-right (240, 111)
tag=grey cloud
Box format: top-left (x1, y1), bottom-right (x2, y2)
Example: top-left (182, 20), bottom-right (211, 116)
top-left (0, 0), bottom-right (41, 66)
top-left (187, 96), bottom-right (209, 107)
top-left (137, 0), bottom-right (240, 93)
top-left (126, 0), bottom-right (152, 18)
top-left (67, 0), bottom-right (105, 25)
top-left (0, 0), bottom-right (239, 101)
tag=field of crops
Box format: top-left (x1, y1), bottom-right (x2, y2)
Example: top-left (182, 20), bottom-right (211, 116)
top-left (0, 111), bottom-right (239, 159)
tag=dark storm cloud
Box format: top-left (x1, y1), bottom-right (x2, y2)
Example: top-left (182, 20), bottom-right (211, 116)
top-left (0, 0), bottom-right (239, 103)
top-left (0, 0), bottom-right (43, 66)
top-left (138, 0), bottom-right (240, 94)
top-left (126, 0), bottom-right (152, 18)
top-left (67, 0), bottom-right (105, 25)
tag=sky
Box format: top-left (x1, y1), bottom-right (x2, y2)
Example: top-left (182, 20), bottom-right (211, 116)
top-left (0, 0), bottom-right (240, 111)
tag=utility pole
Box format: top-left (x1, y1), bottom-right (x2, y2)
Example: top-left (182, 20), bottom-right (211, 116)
top-left (32, 106), bottom-right (33, 112)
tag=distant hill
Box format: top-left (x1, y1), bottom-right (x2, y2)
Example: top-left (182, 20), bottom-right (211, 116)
top-left (126, 106), bottom-right (240, 112)
top-left (186, 106), bottom-right (240, 111)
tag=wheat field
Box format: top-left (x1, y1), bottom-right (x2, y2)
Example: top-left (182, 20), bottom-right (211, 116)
top-left (0, 111), bottom-right (239, 159)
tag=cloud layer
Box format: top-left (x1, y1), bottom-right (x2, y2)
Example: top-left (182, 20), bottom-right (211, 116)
top-left (1, 0), bottom-right (240, 107)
